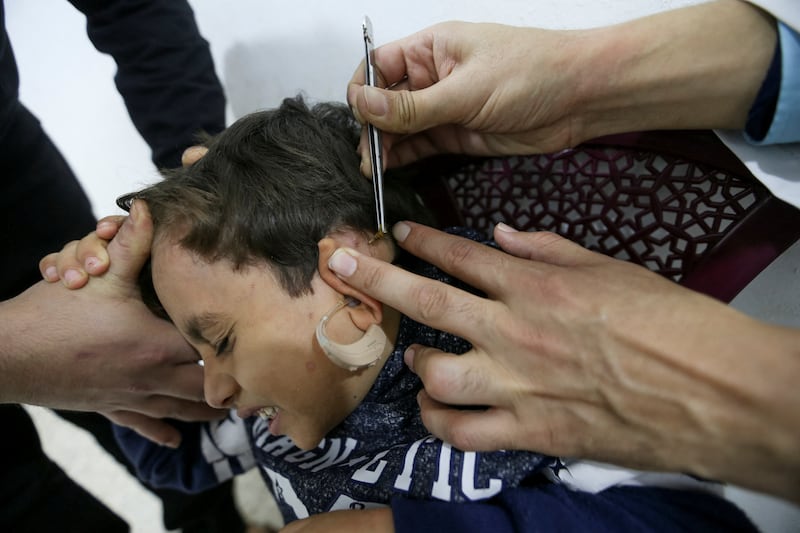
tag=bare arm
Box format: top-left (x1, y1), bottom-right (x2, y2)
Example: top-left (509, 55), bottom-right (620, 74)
top-left (279, 508), bottom-right (393, 533)
top-left (1, 202), bottom-right (221, 446)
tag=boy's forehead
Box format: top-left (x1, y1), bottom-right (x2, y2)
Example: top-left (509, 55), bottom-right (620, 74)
top-left (150, 241), bottom-right (240, 327)
top-left (151, 239), bottom-right (212, 284)
top-left (151, 237), bottom-right (281, 289)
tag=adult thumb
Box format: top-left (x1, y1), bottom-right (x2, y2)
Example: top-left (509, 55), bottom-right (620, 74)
top-left (105, 200), bottom-right (154, 284)
top-left (354, 81), bottom-right (461, 135)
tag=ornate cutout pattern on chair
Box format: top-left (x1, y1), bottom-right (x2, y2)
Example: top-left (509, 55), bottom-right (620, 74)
top-left (411, 131), bottom-right (800, 303)
top-left (445, 149), bottom-right (765, 283)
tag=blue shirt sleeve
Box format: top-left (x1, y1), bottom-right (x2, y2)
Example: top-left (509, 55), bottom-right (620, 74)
top-left (746, 22), bottom-right (800, 145)
top-left (113, 413), bottom-right (256, 493)
top-left (391, 484), bottom-right (758, 533)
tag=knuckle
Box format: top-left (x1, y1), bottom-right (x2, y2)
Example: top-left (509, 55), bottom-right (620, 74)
top-left (442, 238), bottom-right (480, 269)
top-left (39, 253), bottom-right (55, 271)
top-left (423, 365), bottom-right (455, 400)
top-left (461, 364), bottom-right (486, 395)
top-left (424, 359), bottom-right (480, 400)
top-left (60, 240), bottom-right (79, 254)
top-left (409, 281), bottom-right (450, 322)
top-left (537, 268), bottom-right (572, 305)
top-left (395, 91), bottom-right (417, 132)
top-left (443, 420), bottom-right (487, 452)
top-left (126, 381), bottom-right (155, 395)
top-left (358, 262), bottom-right (386, 292)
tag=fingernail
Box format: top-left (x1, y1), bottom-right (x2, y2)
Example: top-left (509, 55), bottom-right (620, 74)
top-left (350, 103), bottom-right (365, 125)
top-left (363, 86), bottom-right (388, 117)
top-left (85, 257), bottom-right (100, 272)
top-left (44, 266), bottom-right (57, 281)
top-left (328, 248), bottom-right (358, 277)
top-left (96, 220), bottom-right (116, 232)
top-left (63, 269), bottom-right (82, 287)
top-left (129, 199), bottom-right (139, 222)
top-left (495, 222), bottom-right (519, 233)
top-left (360, 155), bottom-right (372, 178)
top-left (162, 439), bottom-right (180, 449)
top-left (392, 222), bottom-right (411, 242)
top-left (404, 347), bottom-right (416, 372)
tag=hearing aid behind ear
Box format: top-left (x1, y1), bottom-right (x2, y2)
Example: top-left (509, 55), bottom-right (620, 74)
top-left (315, 297), bottom-right (388, 371)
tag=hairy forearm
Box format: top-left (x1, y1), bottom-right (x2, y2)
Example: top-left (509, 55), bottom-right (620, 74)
top-left (0, 289), bottom-right (58, 405)
top-left (570, 0), bottom-right (777, 141)
top-left (605, 294), bottom-right (800, 501)
top-left (716, 321), bottom-right (800, 500)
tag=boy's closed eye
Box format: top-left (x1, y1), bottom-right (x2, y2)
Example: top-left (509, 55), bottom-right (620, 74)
top-left (214, 334), bottom-right (235, 357)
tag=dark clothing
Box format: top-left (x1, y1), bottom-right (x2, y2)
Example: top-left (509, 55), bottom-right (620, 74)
top-left (392, 484), bottom-right (758, 533)
top-left (1, 0), bottom-right (226, 299)
top-left (0, 405), bottom-right (128, 533)
top-left (0, 1), bottom-right (239, 531)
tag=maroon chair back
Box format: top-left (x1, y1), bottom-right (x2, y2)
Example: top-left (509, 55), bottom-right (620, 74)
top-left (410, 130), bottom-right (800, 303)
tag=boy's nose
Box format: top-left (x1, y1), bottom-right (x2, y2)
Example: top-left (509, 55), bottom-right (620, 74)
top-left (203, 370), bottom-right (237, 409)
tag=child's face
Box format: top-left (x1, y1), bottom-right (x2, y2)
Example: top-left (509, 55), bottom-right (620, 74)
top-left (151, 238), bottom-right (373, 450)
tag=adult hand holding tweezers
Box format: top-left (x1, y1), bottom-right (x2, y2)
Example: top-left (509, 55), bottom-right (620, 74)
top-left (342, 0), bottom-right (800, 503)
top-left (347, 2), bottom-right (776, 169)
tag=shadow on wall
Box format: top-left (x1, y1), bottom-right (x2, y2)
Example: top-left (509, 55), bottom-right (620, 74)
top-left (222, 28), bottom-right (362, 119)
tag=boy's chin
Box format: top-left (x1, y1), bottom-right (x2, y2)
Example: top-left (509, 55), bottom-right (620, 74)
top-left (279, 409), bottom-right (348, 450)
top-left (287, 419), bottom-right (339, 451)
top-left (290, 431), bottom-right (327, 451)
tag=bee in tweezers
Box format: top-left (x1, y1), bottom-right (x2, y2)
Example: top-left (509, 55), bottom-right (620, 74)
top-left (368, 230), bottom-right (386, 244)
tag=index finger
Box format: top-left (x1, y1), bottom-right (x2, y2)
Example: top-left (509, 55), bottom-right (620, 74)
top-left (393, 222), bottom-right (536, 299)
top-left (328, 247), bottom-right (490, 342)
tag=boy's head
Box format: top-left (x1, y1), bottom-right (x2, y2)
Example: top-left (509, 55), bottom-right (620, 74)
top-left (121, 96), bottom-right (425, 450)
top-left (125, 96), bottom-right (426, 298)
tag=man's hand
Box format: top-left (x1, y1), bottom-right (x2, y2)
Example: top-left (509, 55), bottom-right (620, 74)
top-left (40, 215), bottom-right (124, 288)
top-left (2, 201), bottom-right (222, 447)
top-left (347, 3), bottom-right (775, 175)
top-left (347, 21), bottom-right (578, 175)
top-left (279, 508), bottom-right (393, 533)
top-left (328, 221), bottom-right (800, 502)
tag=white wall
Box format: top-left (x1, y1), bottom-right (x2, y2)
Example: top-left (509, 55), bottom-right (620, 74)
top-left (6, 1), bottom-right (800, 532)
top-left (8, 0), bottom-right (700, 218)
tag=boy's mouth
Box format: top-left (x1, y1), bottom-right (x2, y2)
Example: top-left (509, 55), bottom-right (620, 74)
top-left (257, 406), bottom-right (279, 420)
top-left (236, 405), bottom-right (279, 420)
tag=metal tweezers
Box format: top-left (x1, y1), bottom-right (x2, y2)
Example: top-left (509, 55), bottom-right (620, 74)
top-left (362, 16), bottom-right (387, 240)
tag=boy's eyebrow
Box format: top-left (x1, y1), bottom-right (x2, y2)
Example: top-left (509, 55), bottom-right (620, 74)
top-left (184, 312), bottom-right (228, 345)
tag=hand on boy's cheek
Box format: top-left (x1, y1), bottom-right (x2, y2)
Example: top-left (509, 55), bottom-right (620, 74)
top-left (279, 508), bottom-right (394, 533)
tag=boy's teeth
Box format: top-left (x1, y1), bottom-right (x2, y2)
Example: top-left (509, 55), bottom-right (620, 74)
top-left (257, 406), bottom-right (278, 419)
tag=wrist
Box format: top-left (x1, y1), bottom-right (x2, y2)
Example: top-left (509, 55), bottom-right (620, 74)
top-left (682, 315), bottom-right (800, 502)
top-left (0, 290), bottom-right (43, 405)
top-left (735, 322), bottom-right (800, 502)
top-left (0, 282), bottom-right (78, 407)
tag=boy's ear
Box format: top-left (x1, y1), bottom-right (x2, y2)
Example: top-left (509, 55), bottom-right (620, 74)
top-left (318, 237), bottom-right (383, 327)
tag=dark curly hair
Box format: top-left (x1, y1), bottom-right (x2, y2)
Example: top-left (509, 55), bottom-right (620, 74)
top-left (118, 96), bottom-right (430, 316)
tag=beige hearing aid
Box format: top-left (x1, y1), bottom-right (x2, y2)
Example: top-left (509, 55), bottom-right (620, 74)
top-left (315, 298), bottom-right (389, 371)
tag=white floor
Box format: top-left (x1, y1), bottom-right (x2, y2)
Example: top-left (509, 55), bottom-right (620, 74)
top-left (8, 1), bottom-right (800, 531)
top-left (24, 405), bottom-right (283, 532)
